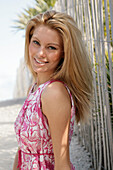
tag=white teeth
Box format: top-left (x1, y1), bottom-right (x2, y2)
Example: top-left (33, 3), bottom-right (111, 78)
top-left (35, 58), bottom-right (46, 64)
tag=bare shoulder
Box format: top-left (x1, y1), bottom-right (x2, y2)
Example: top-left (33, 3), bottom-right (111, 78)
top-left (42, 81), bottom-right (70, 104)
top-left (41, 81), bottom-right (71, 117)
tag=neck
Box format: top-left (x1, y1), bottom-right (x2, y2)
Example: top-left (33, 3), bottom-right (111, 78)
top-left (36, 73), bottom-right (52, 86)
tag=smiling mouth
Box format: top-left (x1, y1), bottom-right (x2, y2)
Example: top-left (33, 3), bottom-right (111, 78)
top-left (34, 58), bottom-right (48, 64)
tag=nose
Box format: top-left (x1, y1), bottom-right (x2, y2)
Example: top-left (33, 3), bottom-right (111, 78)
top-left (38, 46), bottom-right (46, 58)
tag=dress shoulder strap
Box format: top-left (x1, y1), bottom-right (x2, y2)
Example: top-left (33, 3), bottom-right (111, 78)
top-left (39, 80), bottom-right (65, 96)
top-left (39, 80), bottom-right (75, 109)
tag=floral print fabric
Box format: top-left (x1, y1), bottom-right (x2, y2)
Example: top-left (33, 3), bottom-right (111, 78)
top-left (14, 80), bottom-right (75, 170)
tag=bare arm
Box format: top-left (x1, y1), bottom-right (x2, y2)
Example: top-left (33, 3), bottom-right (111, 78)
top-left (13, 148), bottom-right (19, 170)
top-left (42, 82), bottom-right (71, 170)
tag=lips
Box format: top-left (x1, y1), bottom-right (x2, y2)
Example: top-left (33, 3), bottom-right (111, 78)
top-left (34, 58), bottom-right (48, 64)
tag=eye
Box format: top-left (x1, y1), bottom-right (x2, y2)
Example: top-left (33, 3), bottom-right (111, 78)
top-left (48, 46), bottom-right (57, 50)
top-left (33, 40), bottom-right (40, 45)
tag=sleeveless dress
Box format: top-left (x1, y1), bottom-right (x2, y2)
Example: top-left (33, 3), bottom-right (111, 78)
top-left (14, 80), bottom-right (75, 170)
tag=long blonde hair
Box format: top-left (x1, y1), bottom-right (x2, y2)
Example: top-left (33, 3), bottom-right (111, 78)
top-left (25, 10), bottom-right (93, 124)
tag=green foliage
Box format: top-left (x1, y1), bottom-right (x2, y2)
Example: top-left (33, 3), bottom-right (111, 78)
top-left (105, 53), bottom-right (113, 119)
top-left (103, 0), bottom-right (112, 46)
top-left (41, 0), bottom-right (56, 7)
top-left (13, 0), bottom-right (56, 31)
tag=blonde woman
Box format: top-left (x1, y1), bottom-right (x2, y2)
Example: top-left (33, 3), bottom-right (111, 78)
top-left (13, 10), bottom-right (93, 170)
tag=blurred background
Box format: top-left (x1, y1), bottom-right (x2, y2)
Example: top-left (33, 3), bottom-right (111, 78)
top-left (0, 0), bottom-right (35, 101)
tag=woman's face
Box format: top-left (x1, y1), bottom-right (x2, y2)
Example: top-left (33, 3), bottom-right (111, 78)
top-left (29, 25), bottom-right (63, 76)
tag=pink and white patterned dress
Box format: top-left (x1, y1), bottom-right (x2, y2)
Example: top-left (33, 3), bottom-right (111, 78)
top-left (14, 80), bottom-right (75, 170)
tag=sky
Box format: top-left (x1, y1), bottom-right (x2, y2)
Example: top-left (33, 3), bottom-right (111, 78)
top-left (0, 0), bottom-right (35, 101)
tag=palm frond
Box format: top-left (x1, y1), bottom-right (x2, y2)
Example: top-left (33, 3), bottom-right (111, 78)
top-left (13, 0), bottom-right (56, 32)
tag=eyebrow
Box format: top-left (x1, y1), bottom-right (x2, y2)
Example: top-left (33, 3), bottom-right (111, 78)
top-left (48, 43), bottom-right (60, 47)
top-left (32, 36), bottom-right (60, 47)
top-left (32, 36), bottom-right (40, 42)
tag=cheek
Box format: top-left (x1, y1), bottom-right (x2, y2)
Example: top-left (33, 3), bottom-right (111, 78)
top-left (29, 43), bottom-right (36, 57)
top-left (51, 52), bottom-right (61, 62)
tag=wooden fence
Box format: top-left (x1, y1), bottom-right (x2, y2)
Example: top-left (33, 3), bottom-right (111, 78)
top-left (53, 0), bottom-right (113, 169)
